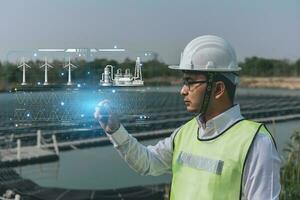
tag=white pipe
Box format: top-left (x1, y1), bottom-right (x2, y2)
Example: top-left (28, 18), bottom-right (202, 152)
top-left (52, 135), bottom-right (59, 155)
top-left (37, 130), bottom-right (41, 148)
top-left (110, 65), bottom-right (114, 80)
top-left (17, 139), bottom-right (21, 161)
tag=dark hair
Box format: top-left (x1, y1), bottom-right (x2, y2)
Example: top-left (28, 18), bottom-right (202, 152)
top-left (213, 73), bottom-right (237, 104)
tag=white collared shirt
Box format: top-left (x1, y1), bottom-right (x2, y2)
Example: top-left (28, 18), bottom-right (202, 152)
top-left (107, 105), bottom-right (281, 200)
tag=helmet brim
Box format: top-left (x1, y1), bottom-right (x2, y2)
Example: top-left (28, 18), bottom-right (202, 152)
top-left (168, 65), bottom-right (241, 72)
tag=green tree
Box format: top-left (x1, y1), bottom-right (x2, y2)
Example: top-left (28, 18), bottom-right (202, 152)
top-left (294, 59), bottom-right (300, 76)
top-left (5, 62), bottom-right (19, 83)
top-left (0, 62), bottom-right (4, 80)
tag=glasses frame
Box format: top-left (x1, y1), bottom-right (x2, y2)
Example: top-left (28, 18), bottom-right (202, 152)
top-left (182, 79), bottom-right (207, 90)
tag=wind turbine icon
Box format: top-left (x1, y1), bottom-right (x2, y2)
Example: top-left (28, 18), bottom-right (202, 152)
top-left (17, 58), bottom-right (31, 85)
top-left (63, 57), bottom-right (78, 85)
top-left (40, 57), bottom-right (54, 85)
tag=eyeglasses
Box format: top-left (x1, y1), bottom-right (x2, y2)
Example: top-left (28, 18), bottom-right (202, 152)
top-left (182, 79), bottom-right (207, 90)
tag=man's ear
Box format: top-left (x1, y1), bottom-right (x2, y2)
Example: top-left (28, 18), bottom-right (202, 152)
top-left (214, 81), bottom-right (226, 100)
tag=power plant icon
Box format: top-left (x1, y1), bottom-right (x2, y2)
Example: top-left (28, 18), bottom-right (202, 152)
top-left (100, 57), bottom-right (144, 86)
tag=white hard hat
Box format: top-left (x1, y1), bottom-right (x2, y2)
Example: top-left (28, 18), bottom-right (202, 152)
top-left (169, 35), bottom-right (241, 72)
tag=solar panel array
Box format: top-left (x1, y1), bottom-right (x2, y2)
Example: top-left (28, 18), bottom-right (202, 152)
top-left (0, 89), bottom-right (299, 149)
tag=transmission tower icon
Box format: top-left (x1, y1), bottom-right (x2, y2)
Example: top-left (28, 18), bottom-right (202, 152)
top-left (63, 57), bottom-right (78, 85)
top-left (40, 57), bottom-right (54, 85)
top-left (17, 58), bottom-right (31, 85)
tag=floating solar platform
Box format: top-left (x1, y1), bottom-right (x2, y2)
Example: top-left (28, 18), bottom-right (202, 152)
top-left (0, 168), bottom-right (166, 200)
top-left (0, 147), bottom-right (58, 167)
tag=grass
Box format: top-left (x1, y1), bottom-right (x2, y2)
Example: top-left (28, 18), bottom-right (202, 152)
top-left (280, 129), bottom-right (300, 199)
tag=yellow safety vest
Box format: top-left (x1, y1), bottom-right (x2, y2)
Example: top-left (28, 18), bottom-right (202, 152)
top-left (171, 119), bottom-right (274, 200)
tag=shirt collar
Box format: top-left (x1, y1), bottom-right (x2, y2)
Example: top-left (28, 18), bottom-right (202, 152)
top-left (197, 104), bottom-right (244, 140)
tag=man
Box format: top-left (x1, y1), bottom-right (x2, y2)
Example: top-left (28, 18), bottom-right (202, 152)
top-left (94, 35), bottom-right (281, 199)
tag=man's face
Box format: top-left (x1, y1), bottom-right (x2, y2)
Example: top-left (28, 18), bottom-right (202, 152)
top-left (180, 73), bottom-right (207, 113)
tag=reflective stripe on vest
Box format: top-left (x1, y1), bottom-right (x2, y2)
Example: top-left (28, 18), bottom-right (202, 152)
top-left (170, 119), bottom-right (273, 200)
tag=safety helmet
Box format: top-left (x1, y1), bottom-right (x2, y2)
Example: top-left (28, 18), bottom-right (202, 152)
top-left (169, 35), bottom-right (240, 115)
top-left (169, 35), bottom-right (240, 72)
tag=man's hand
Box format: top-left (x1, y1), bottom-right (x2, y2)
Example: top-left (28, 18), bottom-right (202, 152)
top-left (94, 100), bottom-right (120, 134)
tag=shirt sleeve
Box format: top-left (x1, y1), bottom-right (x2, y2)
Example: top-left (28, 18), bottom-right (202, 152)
top-left (242, 132), bottom-right (281, 200)
top-left (106, 124), bottom-right (179, 176)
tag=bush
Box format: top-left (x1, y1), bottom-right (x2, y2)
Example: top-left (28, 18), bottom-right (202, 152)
top-left (280, 130), bottom-right (300, 199)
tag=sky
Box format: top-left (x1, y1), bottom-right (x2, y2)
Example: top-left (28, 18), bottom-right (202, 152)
top-left (0, 0), bottom-right (300, 64)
